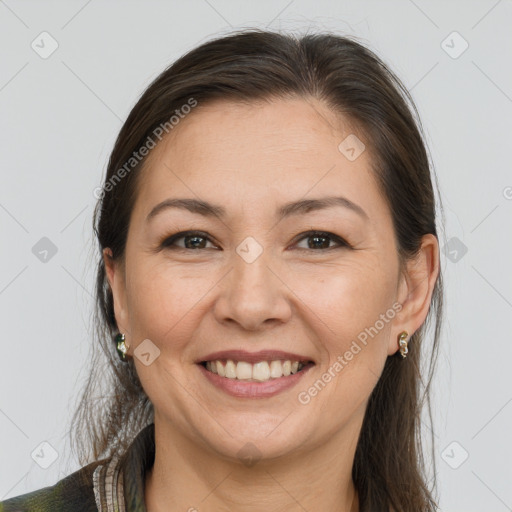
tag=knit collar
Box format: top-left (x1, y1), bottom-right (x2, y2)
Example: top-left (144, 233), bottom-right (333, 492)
top-left (93, 423), bottom-right (155, 512)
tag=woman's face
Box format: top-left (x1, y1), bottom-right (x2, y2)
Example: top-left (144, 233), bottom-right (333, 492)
top-left (106, 97), bottom-right (426, 461)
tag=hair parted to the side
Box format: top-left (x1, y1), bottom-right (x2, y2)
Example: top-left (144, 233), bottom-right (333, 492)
top-left (69, 28), bottom-right (445, 512)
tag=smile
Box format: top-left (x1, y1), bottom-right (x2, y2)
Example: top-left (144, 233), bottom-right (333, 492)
top-left (202, 359), bottom-right (311, 382)
top-left (197, 359), bottom-right (315, 399)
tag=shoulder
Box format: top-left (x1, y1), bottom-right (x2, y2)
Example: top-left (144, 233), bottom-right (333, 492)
top-left (0, 459), bottom-right (107, 512)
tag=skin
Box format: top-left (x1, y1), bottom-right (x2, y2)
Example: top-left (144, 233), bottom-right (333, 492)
top-left (104, 96), bottom-right (439, 512)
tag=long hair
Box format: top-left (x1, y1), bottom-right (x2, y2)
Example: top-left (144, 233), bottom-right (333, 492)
top-left (69, 28), bottom-right (445, 512)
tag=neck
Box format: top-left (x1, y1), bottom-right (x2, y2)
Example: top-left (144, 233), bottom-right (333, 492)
top-left (144, 417), bottom-right (361, 512)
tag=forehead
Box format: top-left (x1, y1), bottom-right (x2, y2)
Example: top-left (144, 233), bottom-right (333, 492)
top-left (133, 97), bottom-right (389, 226)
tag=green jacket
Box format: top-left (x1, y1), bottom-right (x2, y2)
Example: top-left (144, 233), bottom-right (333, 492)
top-left (0, 423), bottom-right (155, 512)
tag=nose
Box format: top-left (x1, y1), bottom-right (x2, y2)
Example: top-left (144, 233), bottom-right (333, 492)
top-left (212, 247), bottom-right (292, 331)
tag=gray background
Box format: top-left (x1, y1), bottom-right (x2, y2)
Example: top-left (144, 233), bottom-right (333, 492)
top-left (1, 1), bottom-right (511, 510)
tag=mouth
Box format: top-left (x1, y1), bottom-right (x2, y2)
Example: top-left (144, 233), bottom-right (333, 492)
top-left (197, 358), bottom-right (315, 399)
top-left (198, 358), bottom-right (315, 383)
top-left (195, 349), bottom-right (316, 398)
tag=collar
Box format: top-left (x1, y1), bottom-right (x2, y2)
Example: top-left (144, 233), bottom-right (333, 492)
top-left (93, 423), bottom-right (155, 512)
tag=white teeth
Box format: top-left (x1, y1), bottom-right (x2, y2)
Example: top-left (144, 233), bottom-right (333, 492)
top-left (269, 360), bottom-right (283, 378)
top-left (225, 359), bottom-right (237, 378)
top-left (216, 360), bottom-right (226, 377)
top-left (252, 361), bottom-right (270, 381)
top-left (204, 359), bottom-right (307, 382)
top-left (236, 361), bottom-right (252, 380)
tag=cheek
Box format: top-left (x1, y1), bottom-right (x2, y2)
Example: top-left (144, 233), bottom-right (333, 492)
top-left (295, 259), bottom-right (393, 331)
top-left (289, 264), bottom-right (396, 430)
top-left (125, 260), bottom-right (215, 352)
top-left (293, 261), bottom-right (395, 378)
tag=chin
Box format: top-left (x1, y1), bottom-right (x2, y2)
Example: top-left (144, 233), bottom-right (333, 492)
top-left (197, 413), bottom-right (312, 464)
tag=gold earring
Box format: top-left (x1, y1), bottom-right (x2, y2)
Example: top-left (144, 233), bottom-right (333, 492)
top-left (398, 331), bottom-right (409, 358)
top-left (115, 333), bottom-right (129, 362)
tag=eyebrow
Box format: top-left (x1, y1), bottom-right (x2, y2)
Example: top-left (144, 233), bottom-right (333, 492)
top-left (146, 196), bottom-right (369, 223)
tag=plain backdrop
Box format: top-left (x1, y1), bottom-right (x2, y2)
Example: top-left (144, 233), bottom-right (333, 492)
top-left (1, 1), bottom-right (511, 510)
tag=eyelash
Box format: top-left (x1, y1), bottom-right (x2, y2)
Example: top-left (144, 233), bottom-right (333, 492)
top-left (159, 230), bottom-right (351, 252)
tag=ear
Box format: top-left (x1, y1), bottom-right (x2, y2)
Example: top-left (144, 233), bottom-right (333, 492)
top-left (388, 233), bottom-right (440, 356)
top-left (103, 248), bottom-right (130, 349)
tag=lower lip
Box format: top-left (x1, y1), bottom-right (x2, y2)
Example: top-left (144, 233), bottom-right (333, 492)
top-left (197, 362), bottom-right (314, 398)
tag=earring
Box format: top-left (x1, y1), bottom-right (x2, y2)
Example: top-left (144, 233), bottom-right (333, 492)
top-left (398, 331), bottom-right (409, 358)
top-left (115, 333), bottom-right (129, 362)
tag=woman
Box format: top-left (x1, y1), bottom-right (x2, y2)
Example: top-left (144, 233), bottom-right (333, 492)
top-left (1, 28), bottom-right (444, 512)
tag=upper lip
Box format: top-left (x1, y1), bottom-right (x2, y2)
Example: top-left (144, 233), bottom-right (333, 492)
top-left (196, 350), bottom-right (315, 365)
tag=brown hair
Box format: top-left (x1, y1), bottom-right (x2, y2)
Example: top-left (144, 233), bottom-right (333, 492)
top-left (70, 28), bottom-right (445, 511)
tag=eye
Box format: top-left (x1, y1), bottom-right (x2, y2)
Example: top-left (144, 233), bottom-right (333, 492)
top-left (293, 230), bottom-right (350, 251)
top-left (159, 229), bottom-right (350, 252)
top-left (160, 231), bottom-right (218, 250)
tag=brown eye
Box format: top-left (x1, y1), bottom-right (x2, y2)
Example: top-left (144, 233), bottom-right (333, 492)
top-left (161, 231), bottom-right (217, 250)
top-left (159, 230), bottom-right (350, 252)
top-left (294, 231), bottom-right (350, 251)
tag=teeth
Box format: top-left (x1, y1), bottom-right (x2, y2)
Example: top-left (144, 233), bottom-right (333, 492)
top-left (225, 359), bottom-right (237, 378)
top-left (236, 361), bottom-right (252, 380)
top-left (252, 361), bottom-right (270, 381)
top-left (269, 360), bottom-right (282, 378)
top-left (216, 360), bottom-right (226, 377)
top-left (204, 359), bottom-right (307, 382)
